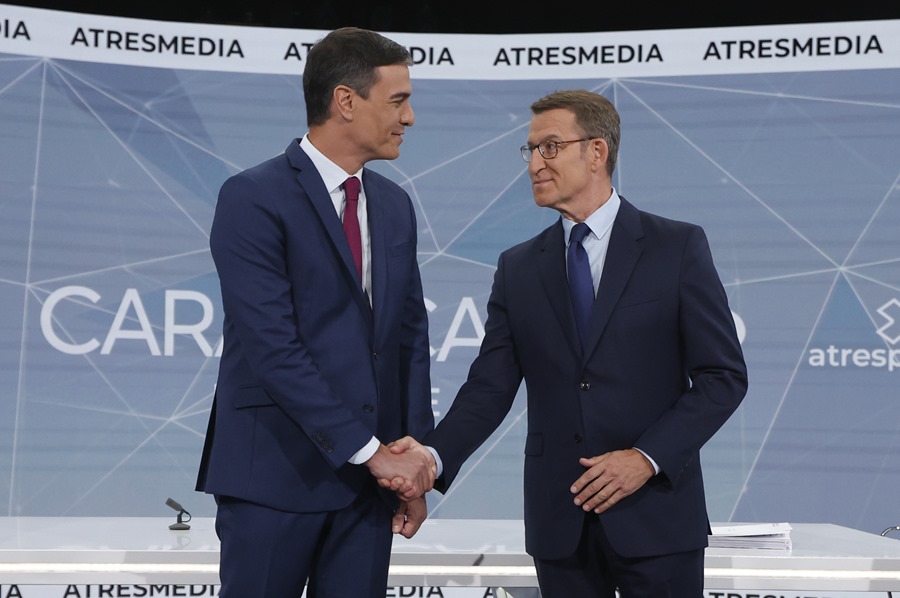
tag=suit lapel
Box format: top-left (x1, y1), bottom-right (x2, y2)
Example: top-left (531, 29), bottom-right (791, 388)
top-left (286, 142), bottom-right (372, 320)
top-left (537, 221), bottom-right (583, 357)
top-left (583, 198), bottom-right (643, 359)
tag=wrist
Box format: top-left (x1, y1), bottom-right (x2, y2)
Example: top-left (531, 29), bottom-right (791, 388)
top-left (364, 444), bottom-right (389, 476)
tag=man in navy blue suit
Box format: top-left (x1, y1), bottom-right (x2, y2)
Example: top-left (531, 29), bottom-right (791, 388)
top-left (390, 90), bottom-right (748, 596)
top-left (196, 27), bottom-right (437, 597)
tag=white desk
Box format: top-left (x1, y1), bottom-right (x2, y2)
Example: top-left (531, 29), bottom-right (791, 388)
top-left (1, 518), bottom-right (900, 591)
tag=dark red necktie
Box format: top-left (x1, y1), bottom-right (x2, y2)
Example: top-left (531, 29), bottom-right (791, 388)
top-left (342, 176), bottom-right (363, 281)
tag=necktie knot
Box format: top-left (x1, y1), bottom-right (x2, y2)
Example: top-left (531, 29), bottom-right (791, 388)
top-left (571, 222), bottom-right (590, 245)
top-left (344, 176), bottom-right (360, 202)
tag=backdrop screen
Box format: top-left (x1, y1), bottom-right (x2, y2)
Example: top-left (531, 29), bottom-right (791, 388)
top-left (1, 6), bottom-right (899, 536)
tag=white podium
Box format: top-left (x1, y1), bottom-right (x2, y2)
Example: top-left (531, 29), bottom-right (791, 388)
top-left (1, 517), bottom-right (900, 592)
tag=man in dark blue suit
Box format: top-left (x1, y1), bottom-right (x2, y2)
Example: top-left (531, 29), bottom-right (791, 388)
top-left (390, 90), bottom-right (748, 596)
top-left (195, 27), bottom-right (437, 597)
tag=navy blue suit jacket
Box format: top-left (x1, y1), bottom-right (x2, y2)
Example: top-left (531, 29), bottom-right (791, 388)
top-left (427, 197), bottom-right (747, 560)
top-left (196, 140), bottom-right (433, 513)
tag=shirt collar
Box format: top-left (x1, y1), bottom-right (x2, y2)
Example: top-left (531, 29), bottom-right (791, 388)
top-left (563, 188), bottom-right (621, 244)
top-left (300, 134), bottom-right (364, 194)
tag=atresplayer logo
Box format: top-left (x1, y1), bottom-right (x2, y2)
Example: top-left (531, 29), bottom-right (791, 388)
top-left (807, 298), bottom-right (900, 372)
top-left (876, 298), bottom-right (900, 345)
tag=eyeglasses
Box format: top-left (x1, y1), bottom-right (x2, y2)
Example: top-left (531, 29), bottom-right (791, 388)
top-left (520, 138), bottom-right (595, 163)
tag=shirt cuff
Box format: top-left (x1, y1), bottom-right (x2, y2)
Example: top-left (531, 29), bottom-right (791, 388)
top-left (634, 447), bottom-right (660, 475)
top-left (427, 446), bottom-right (443, 478)
top-left (349, 436), bottom-right (380, 465)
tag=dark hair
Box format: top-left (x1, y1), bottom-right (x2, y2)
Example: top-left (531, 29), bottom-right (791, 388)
top-left (303, 27), bottom-right (413, 127)
top-left (530, 90), bottom-right (620, 176)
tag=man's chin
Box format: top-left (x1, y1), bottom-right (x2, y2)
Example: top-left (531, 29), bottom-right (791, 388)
top-left (377, 147), bottom-right (402, 161)
top-left (532, 193), bottom-right (554, 208)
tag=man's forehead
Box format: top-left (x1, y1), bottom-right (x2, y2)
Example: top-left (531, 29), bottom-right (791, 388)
top-left (529, 109), bottom-right (577, 139)
top-left (371, 65), bottom-right (412, 96)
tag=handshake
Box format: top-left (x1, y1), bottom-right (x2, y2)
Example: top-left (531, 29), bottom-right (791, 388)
top-left (365, 436), bottom-right (435, 501)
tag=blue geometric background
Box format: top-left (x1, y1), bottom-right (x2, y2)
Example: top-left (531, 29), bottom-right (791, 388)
top-left (1, 41), bottom-right (899, 540)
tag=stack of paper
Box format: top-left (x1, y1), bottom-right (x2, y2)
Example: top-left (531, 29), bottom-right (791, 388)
top-left (709, 522), bottom-right (792, 549)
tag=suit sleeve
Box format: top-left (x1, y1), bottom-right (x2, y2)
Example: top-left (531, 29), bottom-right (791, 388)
top-left (426, 251), bottom-right (523, 491)
top-left (398, 192), bottom-right (434, 440)
top-left (210, 172), bottom-right (374, 468)
top-left (634, 225), bottom-right (748, 485)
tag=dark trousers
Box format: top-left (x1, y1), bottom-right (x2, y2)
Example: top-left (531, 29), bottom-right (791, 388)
top-left (534, 514), bottom-right (704, 598)
top-left (215, 485), bottom-right (394, 598)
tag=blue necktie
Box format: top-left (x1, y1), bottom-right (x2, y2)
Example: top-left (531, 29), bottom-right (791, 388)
top-left (567, 222), bottom-right (594, 350)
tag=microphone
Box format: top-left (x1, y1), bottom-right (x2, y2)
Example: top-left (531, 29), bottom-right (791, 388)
top-left (165, 497), bottom-right (192, 531)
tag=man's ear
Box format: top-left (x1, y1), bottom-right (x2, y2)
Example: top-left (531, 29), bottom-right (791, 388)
top-left (333, 85), bottom-right (354, 121)
top-left (591, 138), bottom-right (609, 173)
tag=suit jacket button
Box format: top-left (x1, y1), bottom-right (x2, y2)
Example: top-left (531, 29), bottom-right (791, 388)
top-left (580, 381), bottom-right (591, 391)
top-left (574, 434), bottom-right (583, 443)
top-left (363, 404), bottom-right (375, 413)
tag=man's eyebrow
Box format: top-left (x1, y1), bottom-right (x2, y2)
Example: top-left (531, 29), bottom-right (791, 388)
top-left (527, 135), bottom-right (562, 144)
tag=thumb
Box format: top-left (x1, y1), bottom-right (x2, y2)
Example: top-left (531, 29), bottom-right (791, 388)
top-left (389, 436), bottom-right (414, 454)
top-left (391, 508), bottom-right (406, 534)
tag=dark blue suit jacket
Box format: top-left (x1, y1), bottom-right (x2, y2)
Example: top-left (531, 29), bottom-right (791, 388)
top-left (427, 197), bottom-right (747, 560)
top-left (196, 140), bottom-right (433, 513)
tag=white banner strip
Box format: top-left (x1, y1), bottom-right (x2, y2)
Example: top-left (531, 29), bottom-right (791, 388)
top-left (0, 4), bottom-right (898, 78)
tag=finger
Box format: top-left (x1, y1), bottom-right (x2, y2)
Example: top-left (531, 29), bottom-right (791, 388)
top-left (573, 477), bottom-right (609, 506)
top-left (388, 436), bottom-right (416, 454)
top-left (379, 476), bottom-right (409, 491)
top-left (570, 470), bottom-right (601, 495)
top-left (400, 517), bottom-right (421, 538)
top-left (585, 478), bottom-right (627, 510)
top-left (570, 475), bottom-right (588, 494)
top-left (384, 476), bottom-right (407, 491)
top-left (571, 457), bottom-right (608, 493)
top-left (398, 485), bottom-right (417, 499)
top-left (391, 509), bottom-right (407, 534)
top-left (398, 509), bottom-right (415, 537)
top-left (399, 502), bottom-right (426, 538)
top-left (591, 492), bottom-right (620, 514)
top-left (577, 491), bottom-right (602, 512)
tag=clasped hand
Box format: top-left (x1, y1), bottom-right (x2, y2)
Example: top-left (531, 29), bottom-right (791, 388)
top-left (365, 436), bottom-right (436, 501)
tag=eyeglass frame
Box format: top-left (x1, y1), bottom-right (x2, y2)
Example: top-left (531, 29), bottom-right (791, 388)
top-left (520, 138), bottom-right (596, 163)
